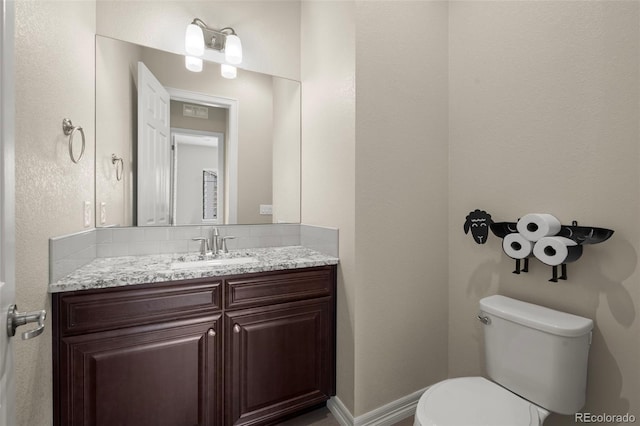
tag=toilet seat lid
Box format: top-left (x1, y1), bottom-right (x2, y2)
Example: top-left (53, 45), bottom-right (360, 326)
top-left (416, 377), bottom-right (541, 426)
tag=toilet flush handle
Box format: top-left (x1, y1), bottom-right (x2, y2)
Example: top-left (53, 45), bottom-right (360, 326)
top-left (477, 314), bottom-right (491, 325)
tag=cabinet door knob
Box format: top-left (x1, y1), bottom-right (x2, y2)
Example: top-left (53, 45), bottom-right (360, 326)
top-left (233, 324), bottom-right (241, 333)
top-left (208, 329), bottom-right (216, 337)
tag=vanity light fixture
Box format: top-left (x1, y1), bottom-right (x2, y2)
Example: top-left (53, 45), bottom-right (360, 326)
top-left (184, 18), bottom-right (243, 74)
top-left (185, 56), bottom-right (203, 72)
top-left (221, 64), bottom-right (237, 79)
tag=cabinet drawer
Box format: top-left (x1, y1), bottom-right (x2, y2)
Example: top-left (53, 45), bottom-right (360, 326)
top-left (57, 279), bottom-right (222, 335)
top-left (225, 267), bottom-right (333, 310)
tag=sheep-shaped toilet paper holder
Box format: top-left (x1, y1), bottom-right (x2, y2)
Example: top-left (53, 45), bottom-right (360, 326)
top-left (491, 217), bottom-right (613, 282)
top-left (465, 210), bottom-right (614, 283)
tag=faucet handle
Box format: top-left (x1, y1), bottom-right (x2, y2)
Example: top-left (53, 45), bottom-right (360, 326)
top-left (192, 237), bottom-right (210, 255)
top-left (210, 227), bottom-right (221, 254)
top-left (220, 236), bottom-right (236, 253)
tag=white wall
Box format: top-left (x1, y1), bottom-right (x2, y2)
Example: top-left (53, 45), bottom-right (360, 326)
top-left (14, 1), bottom-right (96, 425)
top-left (448, 2), bottom-right (640, 424)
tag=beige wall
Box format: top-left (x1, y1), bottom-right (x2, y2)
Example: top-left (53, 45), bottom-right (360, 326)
top-left (96, 36), bottom-right (141, 227)
top-left (301, 0), bottom-right (357, 414)
top-left (272, 78), bottom-right (301, 224)
top-left (14, 1), bottom-right (96, 425)
top-left (354, 1), bottom-right (449, 415)
top-left (448, 2), bottom-right (640, 425)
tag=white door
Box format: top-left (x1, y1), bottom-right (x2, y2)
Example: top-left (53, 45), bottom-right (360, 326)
top-left (137, 62), bottom-right (171, 226)
top-left (0, 0), bottom-right (16, 423)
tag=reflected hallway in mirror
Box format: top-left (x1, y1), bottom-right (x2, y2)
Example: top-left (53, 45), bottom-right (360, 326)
top-left (95, 35), bottom-right (301, 227)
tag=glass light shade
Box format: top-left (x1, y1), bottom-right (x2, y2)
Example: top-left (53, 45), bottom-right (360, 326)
top-left (185, 24), bottom-right (205, 56)
top-left (221, 64), bottom-right (237, 79)
top-left (224, 34), bottom-right (242, 64)
top-left (185, 56), bottom-right (203, 72)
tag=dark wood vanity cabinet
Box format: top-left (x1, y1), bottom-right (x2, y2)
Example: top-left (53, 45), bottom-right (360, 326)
top-left (52, 266), bottom-right (336, 426)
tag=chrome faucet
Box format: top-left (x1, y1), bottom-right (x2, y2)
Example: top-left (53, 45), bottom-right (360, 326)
top-left (192, 237), bottom-right (210, 256)
top-left (209, 227), bottom-right (235, 255)
top-left (210, 227), bottom-right (221, 255)
top-left (220, 236), bottom-right (236, 253)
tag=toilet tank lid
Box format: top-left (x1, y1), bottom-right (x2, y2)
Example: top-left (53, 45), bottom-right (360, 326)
top-left (480, 295), bottom-right (593, 337)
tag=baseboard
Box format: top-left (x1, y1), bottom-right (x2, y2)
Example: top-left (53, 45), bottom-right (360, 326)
top-left (327, 397), bottom-right (354, 426)
top-left (327, 387), bottom-right (427, 426)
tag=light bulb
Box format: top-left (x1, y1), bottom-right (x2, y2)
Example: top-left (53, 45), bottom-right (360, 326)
top-left (221, 64), bottom-right (237, 79)
top-left (185, 23), bottom-right (205, 56)
top-left (224, 34), bottom-right (242, 65)
top-left (185, 56), bottom-right (203, 72)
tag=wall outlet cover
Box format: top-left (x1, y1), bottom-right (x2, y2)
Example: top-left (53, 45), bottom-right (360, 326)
top-left (259, 204), bottom-right (273, 215)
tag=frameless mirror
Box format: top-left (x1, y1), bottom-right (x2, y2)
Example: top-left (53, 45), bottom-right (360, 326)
top-left (95, 35), bottom-right (301, 226)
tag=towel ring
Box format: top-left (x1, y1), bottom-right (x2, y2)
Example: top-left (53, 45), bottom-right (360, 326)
top-left (111, 154), bottom-right (124, 181)
top-left (62, 118), bottom-right (85, 164)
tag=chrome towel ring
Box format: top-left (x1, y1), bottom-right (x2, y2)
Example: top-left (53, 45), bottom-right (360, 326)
top-left (111, 154), bottom-right (124, 181)
top-left (62, 118), bottom-right (85, 164)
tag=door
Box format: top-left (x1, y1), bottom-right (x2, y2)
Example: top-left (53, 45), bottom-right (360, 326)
top-left (225, 300), bottom-right (333, 426)
top-left (137, 62), bottom-right (171, 226)
top-left (172, 130), bottom-right (225, 225)
top-left (0, 0), bottom-right (16, 423)
top-left (58, 316), bottom-right (222, 426)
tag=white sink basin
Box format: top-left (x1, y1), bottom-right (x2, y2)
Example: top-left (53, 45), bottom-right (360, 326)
top-left (170, 257), bottom-right (258, 270)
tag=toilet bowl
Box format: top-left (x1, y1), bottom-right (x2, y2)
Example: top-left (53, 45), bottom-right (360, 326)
top-left (413, 377), bottom-right (550, 426)
top-left (413, 295), bottom-right (593, 426)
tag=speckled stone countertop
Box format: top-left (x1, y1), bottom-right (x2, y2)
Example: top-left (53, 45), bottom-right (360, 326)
top-left (49, 246), bottom-right (339, 293)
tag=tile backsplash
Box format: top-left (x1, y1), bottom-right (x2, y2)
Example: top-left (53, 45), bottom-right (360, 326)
top-left (50, 224), bottom-right (338, 283)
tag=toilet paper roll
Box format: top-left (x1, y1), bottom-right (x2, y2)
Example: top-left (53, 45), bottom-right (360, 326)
top-left (533, 236), bottom-right (583, 266)
top-left (517, 213), bottom-right (562, 242)
top-left (502, 233), bottom-right (534, 259)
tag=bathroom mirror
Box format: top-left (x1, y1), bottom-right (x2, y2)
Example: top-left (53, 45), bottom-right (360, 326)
top-left (95, 35), bottom-right (301, 227)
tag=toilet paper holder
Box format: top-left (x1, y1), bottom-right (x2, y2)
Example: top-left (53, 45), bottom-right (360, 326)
top-left (467, 211), bottom-right (614, 283)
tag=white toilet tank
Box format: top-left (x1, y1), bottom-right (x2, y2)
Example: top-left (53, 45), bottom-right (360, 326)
top-left (479, 295), bottom-right (593, 415)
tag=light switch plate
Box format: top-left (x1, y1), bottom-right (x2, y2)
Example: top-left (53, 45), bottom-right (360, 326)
top-left (83, 201), bottom-right (91, 227)
top-left (259, 204), bottom-right (273, 215)
top-left (100, 202), bottom-right (107, 225)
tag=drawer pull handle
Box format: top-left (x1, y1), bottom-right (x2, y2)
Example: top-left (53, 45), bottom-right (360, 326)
top-left (233, 324), bottom-right (241, 333)
top-left (208, 329), bottom-right (216, 337)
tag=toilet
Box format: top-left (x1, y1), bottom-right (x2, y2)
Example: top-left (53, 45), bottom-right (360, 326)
top-left (414, 295), bottom-right (594, 426)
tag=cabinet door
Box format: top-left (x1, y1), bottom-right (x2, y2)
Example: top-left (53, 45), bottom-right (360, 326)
top-left (58, 315), bottom-right (222, 426)
top-left (225, 299), bottom-right (332, 426)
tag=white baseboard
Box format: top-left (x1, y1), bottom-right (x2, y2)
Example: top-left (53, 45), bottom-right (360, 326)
top-left (327, 397), bottom-right (354, 426)
top-left (327, 387), bottom-right (427, 426)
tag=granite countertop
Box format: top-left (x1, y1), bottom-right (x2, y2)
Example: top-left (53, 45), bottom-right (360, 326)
top-left (49, 246), bottom-right (339, 293)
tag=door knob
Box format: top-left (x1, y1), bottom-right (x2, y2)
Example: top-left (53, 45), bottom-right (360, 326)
top-left (7, 304), bottom-right (46, 340)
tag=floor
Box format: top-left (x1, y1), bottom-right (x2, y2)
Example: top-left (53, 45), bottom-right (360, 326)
top-left (277, 406), bottom-right (414, 426)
